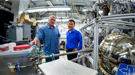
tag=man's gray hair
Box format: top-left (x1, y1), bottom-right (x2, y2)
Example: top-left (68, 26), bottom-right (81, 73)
top-left (49, 15), bottom-right (56, 19)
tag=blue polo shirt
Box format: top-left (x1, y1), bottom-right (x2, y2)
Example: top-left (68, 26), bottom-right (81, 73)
top-left (35, 24), bottom-right (60, 53)
top-left (66, 29), bottom-right (82, 50)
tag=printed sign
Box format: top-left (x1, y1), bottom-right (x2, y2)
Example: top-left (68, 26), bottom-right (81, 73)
top-left (116, 63), bottom-right (135, 75)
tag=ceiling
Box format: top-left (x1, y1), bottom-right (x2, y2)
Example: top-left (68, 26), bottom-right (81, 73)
top-left (29, 0), bottom-right (97, 7)
top-left (1, 0), bottom-right (97, 11)
top-left (27, 0), bottom-right (97, 20)
top-left (0, 0), bottom-right (97, 22)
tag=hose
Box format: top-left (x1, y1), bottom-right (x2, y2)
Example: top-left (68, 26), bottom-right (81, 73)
top-left (0, 35), bottom-right (55, 75)
top-left (16, 52), bottom-right (54, 75)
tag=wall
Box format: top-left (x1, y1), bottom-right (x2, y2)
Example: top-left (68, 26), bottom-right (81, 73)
top-left (11, 0), bottom-right (29, 22)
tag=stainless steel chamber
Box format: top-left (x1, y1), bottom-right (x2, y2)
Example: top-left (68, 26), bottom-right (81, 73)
top-left (99, 33), bottom-right (135, 74)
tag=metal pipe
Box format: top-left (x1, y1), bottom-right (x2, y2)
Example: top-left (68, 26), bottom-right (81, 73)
top-left (97, 0), bottom-right (99, 17)
top-left (80, 19), bottom-right (95, 31)
top-left (103, 55), bottom-right (117, 63)
top-left (71, 53), bottom-right (91, 62)
top-left (63, 0), bottom-right (67, 5)
top-left (81, 31), bottom-right (85, 50)
top-left (93, 21), bottom-right (99, 70)
top-left (99, 20), bottom-right (135, 25)
top-left (99, 25), bottom-right (135, 29)
top-left (101, 13), bottom-right (135, 18)
top-left (86, 56), bottom-right (93, 65)
top-left (131, 30), bottom-right (134, 38)
top-left (101, 16), bottom-right (135, 21)
top-left (97, 20), bottom-right (134, 24)
top-left (98, 21), bottom-right (135, 25)
top-left (41, 49), bottom-right (93, 58)
top-left (71, 0), bottom-right (73, 18)
top-left (30, 0), bottom-right (36, 5)
top-left (97, 21), bottom-right (135, 26)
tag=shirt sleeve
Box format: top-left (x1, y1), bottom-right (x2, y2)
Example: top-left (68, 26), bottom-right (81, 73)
top-left (35, 28), bottom-right (44, 40)
top-left (77, 31), bottom-right (82, 50)
top-left (58, 29), bottom-right (61, 37)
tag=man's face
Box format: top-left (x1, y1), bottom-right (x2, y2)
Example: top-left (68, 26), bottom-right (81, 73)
top-left (48, 17), bottom-right (56, 26)
top-left (68, 21), bottom-right (75, 30)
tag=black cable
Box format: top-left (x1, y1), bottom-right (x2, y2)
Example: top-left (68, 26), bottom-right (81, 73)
top-left (30, 0), bottom-right (36, 5)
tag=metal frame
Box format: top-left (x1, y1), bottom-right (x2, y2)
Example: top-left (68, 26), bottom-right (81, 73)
top-left (71, 53), bottom-right (91, 62)
top-left (0, 48), bottom-right (33, 58)
top-left (81, 13), bottom-right (135, 70)
top-left (41, 49), bottom-right (92, 58)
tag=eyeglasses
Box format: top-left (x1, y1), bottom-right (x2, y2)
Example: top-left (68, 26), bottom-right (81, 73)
top-left (50, 19), bottom-right (56, 21)
top-left (68, 24), bottom-right (74, 25)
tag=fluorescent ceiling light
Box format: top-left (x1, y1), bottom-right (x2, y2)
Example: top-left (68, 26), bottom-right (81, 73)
top-left (57, 19), bottom-right (70, 22)
top-left (26, 6), bottom-right (71, 13)
top-left (26, 8), bottom-right (47, 12)
top-left (36, 20), bottom-right (48, 22)
top-left (47, 1), bottom-right (53, 6)
top-left (36, 19), bottom-right (80, 22)
top-left (48, 8), bottom-right (70, 11)
top-left (48, 13), bottom-right (65, 14)
top-left (36, 19), bottom-right (70, 22)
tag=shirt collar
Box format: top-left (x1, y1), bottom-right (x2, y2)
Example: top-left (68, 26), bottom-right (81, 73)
top-left (47, 23), bottom-right (55, 29)
top-left (72, 29), bottom-right (75, 32)
top-left (68, 29), bottom-right (75, 33)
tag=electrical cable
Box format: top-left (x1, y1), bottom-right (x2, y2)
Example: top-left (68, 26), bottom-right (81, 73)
top-left (0, 35), bottom-right (55, 75)
top-left (51, 53), bottom-right (55, 60)
top-left (16, 52), bottom-right (54, 75)
top-left (82, 58), bottom-right (87, 65)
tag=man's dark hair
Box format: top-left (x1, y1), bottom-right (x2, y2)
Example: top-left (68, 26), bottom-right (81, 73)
top-left (68, 19), bottom-right (75, 24)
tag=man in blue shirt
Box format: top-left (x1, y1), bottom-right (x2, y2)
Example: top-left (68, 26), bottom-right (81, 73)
top-left (66, 19), bottom-right (82, 60)
top-left (31, 15), bottom-right (61, 62)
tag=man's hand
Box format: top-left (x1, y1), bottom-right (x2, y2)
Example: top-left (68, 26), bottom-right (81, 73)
top-left (30, 37), bottom-right (39, 45)
top-left (72, 48), bottom-right (77, 51)
top-left (30, 41), bottom-right (37, 45)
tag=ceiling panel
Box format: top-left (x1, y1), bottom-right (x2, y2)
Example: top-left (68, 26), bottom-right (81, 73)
top-left (29, 0), bottom-right (96, 6)
top-left (30, 0), bottom-right (65, 6)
